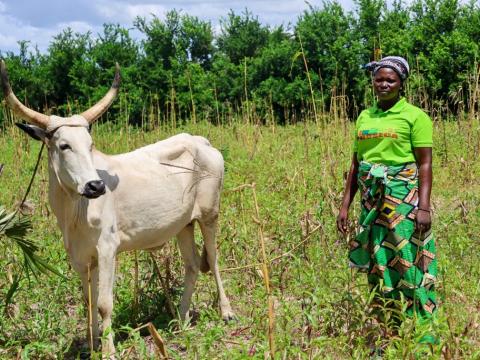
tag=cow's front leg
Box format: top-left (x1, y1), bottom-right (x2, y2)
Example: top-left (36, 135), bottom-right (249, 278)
top-left (80, 265), bottom-right (100, 350)
top-left (97, 243), bottom-right (117, 358)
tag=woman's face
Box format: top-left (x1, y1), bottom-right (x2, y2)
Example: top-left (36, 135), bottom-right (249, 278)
top-left (373, 67), bottom-right (402, 101)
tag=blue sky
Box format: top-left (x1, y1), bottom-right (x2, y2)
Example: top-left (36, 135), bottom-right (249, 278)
top-left (0, 0), bottom-right (357, 53)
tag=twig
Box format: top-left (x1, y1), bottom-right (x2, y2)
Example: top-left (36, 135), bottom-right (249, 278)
top-left (226, 183), bottom-right (254, 193)
top-left (122, 345), bottom-right (135, 359)
top-left (87, 263), bottom-right (94, 354)
top-left (131, 320), bottom-right (169, 357)
top-left (220, 224), bottom-right (321, 273)
top-left (298, 33), bottom-right (318, 124)
top-left (147, 322), bottom-right (169, 359)
top-left (221, 262), bottom-right (261, 272)
top-left (251, 183), bottom-right (275, 358)
top-left (133, 251), bottom-right (139, 318)
top-left (270, 224), bottom-right (322, 263)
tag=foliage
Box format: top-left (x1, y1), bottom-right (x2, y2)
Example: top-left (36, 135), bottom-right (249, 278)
top-left (0, 205), bottom-right (62, 315)
top-left (217, 9), bottom-right (270, 65)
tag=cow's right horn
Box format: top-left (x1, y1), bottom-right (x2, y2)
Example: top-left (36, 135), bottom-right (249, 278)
top-left (0, 60), bottom-right (50, 129)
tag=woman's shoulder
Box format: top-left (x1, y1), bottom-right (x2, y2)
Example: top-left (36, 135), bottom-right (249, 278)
top-left (402, 101), bottom-right (432, 121)
top-left (357, 107), bottom-right (375, 120)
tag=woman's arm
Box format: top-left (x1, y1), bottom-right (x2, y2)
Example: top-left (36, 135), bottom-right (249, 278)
top-left (337, 154), bottom-right (360, 234)
top-left (414, 147), bottom-right (432, 232)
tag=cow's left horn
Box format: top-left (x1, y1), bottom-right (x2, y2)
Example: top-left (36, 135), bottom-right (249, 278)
top-left (80, 63), bottom-right (121, 123)
top-left (0, 60), bottom-right (50, 129)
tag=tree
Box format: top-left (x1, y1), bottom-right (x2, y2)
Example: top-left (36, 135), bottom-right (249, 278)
top-left (295, 1), bottom-right (366, 116)
top-left (46, 28), bottom-right (92, 110)
top-left (217, 9), bottom-right (270, 64)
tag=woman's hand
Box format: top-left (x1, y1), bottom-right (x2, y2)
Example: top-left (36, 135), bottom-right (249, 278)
top-left (337, 207), bottom-right (349, 235)
top-left (337, 154), bottom-right (359, 236)
top-left (415, 209), bottom-right (431, 233)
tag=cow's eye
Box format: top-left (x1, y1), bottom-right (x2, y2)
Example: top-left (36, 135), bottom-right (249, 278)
top-left (59, 143), bottom-right (71, 151)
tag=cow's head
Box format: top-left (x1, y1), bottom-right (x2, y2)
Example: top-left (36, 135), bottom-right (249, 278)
top-left (0, 60), bottom-right (120, 199)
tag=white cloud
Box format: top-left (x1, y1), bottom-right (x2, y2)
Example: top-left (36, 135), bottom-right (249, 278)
top-left (0, 11), bottom-right (98, 53)
top-left (0, 0), bottom-right (358, 53)
top-left (56, 20), bottom-right (97, 34)
top-left (94, 1), bottom-right (168, 23)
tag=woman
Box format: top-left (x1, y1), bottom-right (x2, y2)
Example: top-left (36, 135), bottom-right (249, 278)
top-left (337, 56), bottom-right (437, 320)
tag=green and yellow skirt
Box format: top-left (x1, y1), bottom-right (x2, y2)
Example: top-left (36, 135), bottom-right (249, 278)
top-left (349, 161), bottom-right (437, 319)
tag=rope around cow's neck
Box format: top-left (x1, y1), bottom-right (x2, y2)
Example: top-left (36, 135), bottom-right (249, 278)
top-left (0, 142), bottom-right (45, 234)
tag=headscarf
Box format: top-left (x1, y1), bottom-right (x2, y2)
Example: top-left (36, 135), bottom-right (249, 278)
top-left (364, 56), bottom-right (410, 81)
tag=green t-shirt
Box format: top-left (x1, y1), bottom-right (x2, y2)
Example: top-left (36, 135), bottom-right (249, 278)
top-left (353, 98), bottom-right (433, 165)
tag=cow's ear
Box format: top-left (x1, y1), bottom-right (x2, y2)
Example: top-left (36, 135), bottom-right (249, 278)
top-left (15, 123), bottom-right (49, 143)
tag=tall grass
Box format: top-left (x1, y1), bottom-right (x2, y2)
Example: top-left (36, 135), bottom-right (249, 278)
top-left (0, 90), bottom-right (480, 359)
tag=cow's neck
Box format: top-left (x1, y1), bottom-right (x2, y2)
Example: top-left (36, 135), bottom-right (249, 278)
top-left (47, 159), bottom-right (88, 229)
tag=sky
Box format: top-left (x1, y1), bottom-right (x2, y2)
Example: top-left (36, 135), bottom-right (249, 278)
top-left (0, 0), bottom-right (356, 54)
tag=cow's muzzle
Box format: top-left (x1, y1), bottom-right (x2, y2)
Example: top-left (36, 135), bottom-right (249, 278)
top-left (82, 180), bottom-right (106, 199)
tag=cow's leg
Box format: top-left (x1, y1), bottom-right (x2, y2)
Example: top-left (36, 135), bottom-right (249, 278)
top-left (80, 265), bottom-right (100, 350)
top-left (96, 245), bottom-right (116, 357)
top-left (199, 219), bottom-right (235, 321)
top-left (177, 223), bottom-right (201, 321)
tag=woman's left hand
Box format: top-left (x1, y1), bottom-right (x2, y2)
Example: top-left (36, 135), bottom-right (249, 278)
top-left (416, 209), bottom-right (431, 233)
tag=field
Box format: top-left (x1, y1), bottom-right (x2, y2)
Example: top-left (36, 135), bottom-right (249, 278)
top-left (1, 116), bottom-right (480, 359)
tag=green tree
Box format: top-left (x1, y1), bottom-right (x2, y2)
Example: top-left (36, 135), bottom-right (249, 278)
top-left (378, 0), bottom-right (411, 56)
top-left (217, 9), bottom-right (270, 65)
top-left (295, 1), bottom-right (366, 115)
top-left (46, 28), bottom-right (92, 110)
top-left (0, 42), bottom-right (49, 114)
top-left (355, 0), bottom-right (385, 59)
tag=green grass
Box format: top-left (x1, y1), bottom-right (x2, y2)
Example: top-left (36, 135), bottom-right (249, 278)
top-left (1, 117), bottom-right (480, 359)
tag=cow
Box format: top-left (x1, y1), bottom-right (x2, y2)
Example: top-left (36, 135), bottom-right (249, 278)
top-left (0, 60), bottom-right (235, 357)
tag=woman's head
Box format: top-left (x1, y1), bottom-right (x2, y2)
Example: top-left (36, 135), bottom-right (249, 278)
top-left (365, 56), bottom-right (410, 102)
top-left (365, 56), bottom-right (410, 82)
top-left (373, 67), bottom-right (402, 101)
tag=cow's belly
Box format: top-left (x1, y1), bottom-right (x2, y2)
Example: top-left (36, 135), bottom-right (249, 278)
top-left (114, 180), bottom-right (195, 253)
top-left (116, 212), bottom-right (192, 252)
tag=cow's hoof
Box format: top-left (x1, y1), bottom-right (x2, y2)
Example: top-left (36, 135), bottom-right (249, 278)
top-left (222, 311), bottom-right (237, 323)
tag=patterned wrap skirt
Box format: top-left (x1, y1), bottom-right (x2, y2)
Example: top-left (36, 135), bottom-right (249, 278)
top-left (349, 161), bottom-right (437, 318)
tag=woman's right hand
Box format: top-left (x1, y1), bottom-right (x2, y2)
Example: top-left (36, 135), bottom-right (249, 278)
top-left (337, 207), bottom-right (349, 235)
top-left (337, 154), bottom-right (359, 236)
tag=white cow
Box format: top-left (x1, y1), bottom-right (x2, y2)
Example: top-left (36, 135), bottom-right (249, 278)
top-left (0, 61), bottom-right (234, 356)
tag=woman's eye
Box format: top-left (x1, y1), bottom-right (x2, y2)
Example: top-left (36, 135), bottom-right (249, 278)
top-left (59, 144), bottom-right (71, 151)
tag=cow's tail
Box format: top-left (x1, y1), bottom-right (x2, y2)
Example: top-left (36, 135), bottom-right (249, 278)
top-left (199, 244), bottom-right (210, 273)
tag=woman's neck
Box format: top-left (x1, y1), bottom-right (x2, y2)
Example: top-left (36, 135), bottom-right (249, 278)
top-left (377, 96), bottom-right (401, 111)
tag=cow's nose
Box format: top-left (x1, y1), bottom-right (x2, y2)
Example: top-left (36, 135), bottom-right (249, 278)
top-left (84, 180), bottom-right (106, 198)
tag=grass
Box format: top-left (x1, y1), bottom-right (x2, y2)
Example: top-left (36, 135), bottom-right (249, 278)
top-left (0, 115), bottom-right (480, 359)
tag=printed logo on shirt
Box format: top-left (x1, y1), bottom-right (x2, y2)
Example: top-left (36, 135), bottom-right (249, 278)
top-left (357, 128), bottom-right (398, 140)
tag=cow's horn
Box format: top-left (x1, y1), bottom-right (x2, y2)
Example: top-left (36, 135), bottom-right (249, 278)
top-left (0, 59), bottom-right (50, 129)
top-left (81, 63), bottom-right (121, 123)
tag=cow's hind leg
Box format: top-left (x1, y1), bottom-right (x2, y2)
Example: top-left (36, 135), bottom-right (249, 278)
top-left (177, 223), bottom-right (201, 321)
top-left (199, 219), bottom-right (235, 321)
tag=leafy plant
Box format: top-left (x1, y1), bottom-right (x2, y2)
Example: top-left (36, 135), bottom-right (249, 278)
top-left (0, 162), bottom-right (63, 315)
